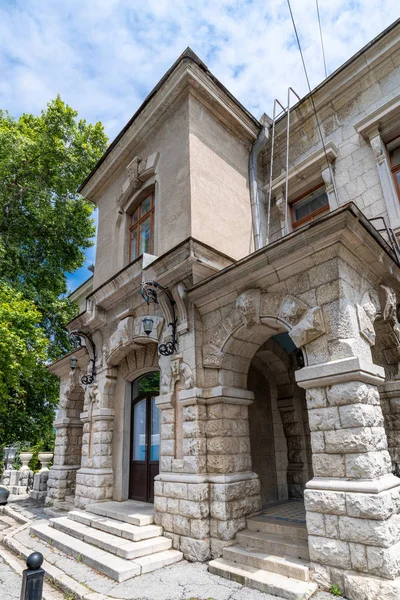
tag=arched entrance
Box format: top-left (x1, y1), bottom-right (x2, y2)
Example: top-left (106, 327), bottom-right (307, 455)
top-left (130, 371), bottom-right (160, 502)
top-left (248, 335), bottom-right (313, 508)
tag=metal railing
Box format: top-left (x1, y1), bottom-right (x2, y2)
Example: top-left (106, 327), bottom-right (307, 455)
top-left (368, 216), bottom-right (400, 267)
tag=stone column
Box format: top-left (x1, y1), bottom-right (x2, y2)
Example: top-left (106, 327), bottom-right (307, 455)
top-left (154, 388), bottom-right (211, 562)
top-left (46, 418), bottom-right (83, 506)
top-left (154, 385), bottom-right (261, 561)
top-left (74, 372), bottom-right (116, 509)
top-left (296, 357), bottom-right (400, 598)
top-left (205, 387), bottom-right (262, 558)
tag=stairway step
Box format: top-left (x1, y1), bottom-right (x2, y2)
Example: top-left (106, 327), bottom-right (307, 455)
top-left (236, 530), bottom-right (309, 560)
top-left (247, 516), bottom-right (308, 540)
top-left (30, 521), bottom-right (140, 582)
top-left (223, 545), bottom-right (310, 581)
top-left (68, 509), bottom-right (163, 541)
top-left (209, 558), bottom-right (317, 600)
top-left (86, 500), bottom-right (154, 526)
top-left (50, 516), bottom-right (171, 559)
top-left (134, 549), bottom-right (183, 574)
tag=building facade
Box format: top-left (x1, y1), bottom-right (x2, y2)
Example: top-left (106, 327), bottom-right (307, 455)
top-left (46, 20), bottom-right (400, 599)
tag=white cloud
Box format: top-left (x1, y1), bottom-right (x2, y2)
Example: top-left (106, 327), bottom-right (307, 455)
top-left (1, 0), bottom-right (398, 289)
top-left (1, 0), bottom-right (399, 136)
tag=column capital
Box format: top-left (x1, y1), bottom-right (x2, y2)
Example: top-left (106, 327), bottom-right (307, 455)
top-left (296, 357), bottom-right (384, 389)
top-left (176, 386), bottom-right (255, 406)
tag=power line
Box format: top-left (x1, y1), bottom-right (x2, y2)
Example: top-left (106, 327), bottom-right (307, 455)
top-left (286, 0), bottom-right (339, 205)
top-left (316, 0), bottom-right (328, 78)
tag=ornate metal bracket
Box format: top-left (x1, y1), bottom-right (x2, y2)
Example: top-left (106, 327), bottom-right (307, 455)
top-left (140, 281), bottom-right (178, 356)
top-left (68, 330), bottom-right (96, 385)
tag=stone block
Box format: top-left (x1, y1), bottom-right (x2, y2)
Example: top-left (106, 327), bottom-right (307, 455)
top-left (346, 488), bottom-right (400, 520)
top-left (211, 481), bottom-right (246, 502)
top-left (309, 407), bottom-right (340, 431)
top-left (173, 514), bottom-right (191, 535)
top-left (311, 431), bottom-right (326, 453)
top-left (327, 382), bottom-right (378, 407)
top-left (325, 427), bottom-right (387, 454)
top-left (345, 451), bottom-right (392, 478)
top-left (325, 515), bottom-right (340, 539)
top-left (305, 490), bottom-right (346, 515)
top-left (163, 482), bottom-right (188, 499)
top-left (339, 404), bottom-right (384, 428)
top-left (312, 453), bottom-right (345, 477)
top-left (190, 518), bottom-right (210, 539)
top-left (180, 536), bottom-right (211, 561)
top-left (309, 562), bottom-right (332, 591)
top-left (306, 511), bottom-right (325, 536)
top-left (344, 570), bottom-right (400, 600)
top-left (187, 483), bottom-right (209, 502)
top-left (366, 541), bottom-right (400, 579)
top-left (179, 499), bottom-right (209, 519)
top-left (309, 535), bottom-right (351, 569)
top-left (350, 542), bottom-right (368, 571)
top-left (339, 514), bottom-right (400, 547)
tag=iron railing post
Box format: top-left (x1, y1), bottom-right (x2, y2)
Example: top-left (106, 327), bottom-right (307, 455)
top-left (20, 552), bottom-right (44, 600)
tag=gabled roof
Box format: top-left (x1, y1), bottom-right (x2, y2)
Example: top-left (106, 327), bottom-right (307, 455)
top-left (78, 47), bottom-right (260, 196)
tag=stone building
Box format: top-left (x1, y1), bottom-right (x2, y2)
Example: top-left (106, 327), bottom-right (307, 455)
top-left (43, 18), bottom-right (400, 600)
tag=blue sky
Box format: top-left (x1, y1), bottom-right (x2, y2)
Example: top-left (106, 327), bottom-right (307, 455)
top-left (0, 0), bottom-right (399, 292)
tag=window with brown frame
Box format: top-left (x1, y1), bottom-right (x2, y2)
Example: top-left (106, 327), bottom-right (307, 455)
top-left (390, 147), bottom-right (400, 199)
top-left (290, 186), bottom-right (329, 229)
top-left (129, 192), bottom-right (154, 262)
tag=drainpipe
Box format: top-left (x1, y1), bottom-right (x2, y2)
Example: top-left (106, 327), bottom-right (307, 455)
top-left (249, 117), bottom-right (269, 251)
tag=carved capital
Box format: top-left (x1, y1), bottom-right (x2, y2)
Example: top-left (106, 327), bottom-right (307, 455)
top-left (370, 134), bottom-right (386, 165)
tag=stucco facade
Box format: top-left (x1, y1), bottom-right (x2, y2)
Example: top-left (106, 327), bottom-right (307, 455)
top-left (46, 22), bottom-right (400, 600)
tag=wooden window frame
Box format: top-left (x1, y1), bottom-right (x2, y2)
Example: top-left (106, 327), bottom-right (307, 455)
top-left (290, 184), bottom-right (329, 229)
top-left (128, 192), bottom-right (155, 263)
top-left (389, 148), bottom-right (400, 200)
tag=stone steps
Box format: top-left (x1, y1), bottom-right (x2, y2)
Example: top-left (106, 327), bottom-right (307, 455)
top-left (49, 516), bottom-right (171, 559)
top-left (247, 515), bottom-right (308, 540)
top-left (86, 500), bottom-right (154, 526)
top-left (68, 509), bottom-right (163, 541)
top-left (223, 544), bottom-right (310, 581)
top-left (209, 558), bottom-right (317, 600)
top-left (236, 529), bottom-right (310, 560)
top-left (30, 520), bottom-right (182, 582)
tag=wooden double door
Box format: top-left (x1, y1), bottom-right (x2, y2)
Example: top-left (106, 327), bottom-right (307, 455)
top-left (129, 373), bottom-right (160, 502)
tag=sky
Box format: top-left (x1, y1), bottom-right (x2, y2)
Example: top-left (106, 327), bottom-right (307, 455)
top-left (0, 0), bottom-right (399, 291)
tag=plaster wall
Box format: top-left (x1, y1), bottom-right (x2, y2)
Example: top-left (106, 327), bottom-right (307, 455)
top-left (188, 94), bottom-right (254, 259)
top-left (93, 93), bottom-right (191, 289)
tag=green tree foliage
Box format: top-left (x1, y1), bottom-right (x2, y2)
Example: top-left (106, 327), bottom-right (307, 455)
top-left (0, 97), bottom-right (108, 448)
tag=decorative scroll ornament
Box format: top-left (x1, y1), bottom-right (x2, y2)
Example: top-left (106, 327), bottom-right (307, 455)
top-left (140, 281), bottom-right (178, 356)
top-left (68, 330), bottom-right (96, 385)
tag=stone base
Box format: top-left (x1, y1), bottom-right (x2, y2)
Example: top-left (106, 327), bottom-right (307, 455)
top-left (74, 468), bottom-right (113, 508)
top-left (312, 563), bottom-right (400, 600)
top-left (45, 465), bottom-right (80, 505)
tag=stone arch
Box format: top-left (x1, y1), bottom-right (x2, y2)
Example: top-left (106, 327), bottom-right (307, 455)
top-left (249, 337), bottom-right (313, 503)
top-left (203, 289), bottom-right (325, 388)
top-left (119, 343), bottom-right (159, 382)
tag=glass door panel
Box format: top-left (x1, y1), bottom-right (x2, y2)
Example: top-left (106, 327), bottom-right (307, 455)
top-left (133, 399), bottom-right (146, 461)
top-left (150, 397), bottom-right (160, 461)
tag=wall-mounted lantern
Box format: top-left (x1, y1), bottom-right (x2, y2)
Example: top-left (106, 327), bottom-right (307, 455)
top-left (68, 330), bottom-right (96, 385)
top-left (140, 281), bottom-right (177, 356)
top-left (142, 317), bottom-right (154, 336)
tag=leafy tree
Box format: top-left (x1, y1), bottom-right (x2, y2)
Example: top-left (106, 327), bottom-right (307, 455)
top-left (0, 97), bottom-right (108, 448)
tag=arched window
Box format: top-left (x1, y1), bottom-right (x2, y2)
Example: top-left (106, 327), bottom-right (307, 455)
top-left (129, 192), bottom-right (154, 262)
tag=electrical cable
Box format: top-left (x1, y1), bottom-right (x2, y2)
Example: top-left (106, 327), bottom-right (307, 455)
top-left (286, 0), bottom-right (339, 205)
top-left (316, 0), bottom-right (328, 78)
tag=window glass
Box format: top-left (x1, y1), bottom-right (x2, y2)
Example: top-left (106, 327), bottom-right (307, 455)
top-left (140, 216), bottom-right (151, 254)
top-left (138, 372), bottom-right (160, 394)
top-left (141, 195), bottom-right (151, 215)
top-left (293, 188), bottom-right (328, 223)
top-left (391, 148), bottom-right (400, 168)
top-left (133, 399), bottom-right (146, 461)
top-left (150, 397), bottom-right (160, 461)
top-left (130, 228), bottom-right (138, 261)
top-left (132, 207), bottom-right (139, 224)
